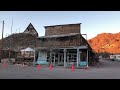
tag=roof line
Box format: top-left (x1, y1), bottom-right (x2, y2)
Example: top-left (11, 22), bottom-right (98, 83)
top-left (44, 23), bottom-right (82, 28)
top-left (37, 33), bottom-right (80, 39)
top-left (24, 23), bottom-right (38, 33)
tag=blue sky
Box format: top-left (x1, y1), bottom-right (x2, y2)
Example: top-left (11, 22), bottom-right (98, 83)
top-left (0, 11), bottom-right (120, 39)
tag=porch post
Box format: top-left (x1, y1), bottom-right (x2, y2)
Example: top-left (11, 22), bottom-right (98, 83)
top-left (79, 50), bottom-right (82, 67)
top-left (54, 53), bottom-right (55, 66)
top-left (58, 53), bottom-right (60, 65)
top-left (33, 50), bottom-right (35, 66)
top-left (64, 49), bottom-right (67, 67)
top-left (77, 48), bottom-right (79, 67)
top-left (34, 51), bottom-right (35, 62)
top-left (87, 49), bottom-right (89, 67)
top-left (67, 51), bottom-right (69, 65)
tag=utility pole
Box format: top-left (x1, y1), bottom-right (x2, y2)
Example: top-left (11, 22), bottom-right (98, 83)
top-left (1, 20), bottom-right (4, 62)
top-left (9, 20), bottom-right (13, 61)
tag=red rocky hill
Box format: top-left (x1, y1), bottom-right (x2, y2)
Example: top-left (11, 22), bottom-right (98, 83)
top-left (87, 32), bottom-right (120, 54)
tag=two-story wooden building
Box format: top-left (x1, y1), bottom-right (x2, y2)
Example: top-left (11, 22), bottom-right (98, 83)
top-left (36, 23), bottom-right (94, 68)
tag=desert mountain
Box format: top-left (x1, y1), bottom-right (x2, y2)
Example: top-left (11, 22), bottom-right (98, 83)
top-left (87, 32), bottom-right (120, 54)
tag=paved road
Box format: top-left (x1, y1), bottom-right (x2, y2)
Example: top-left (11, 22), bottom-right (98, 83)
top-left (1, 59), bottom-right (120, 79)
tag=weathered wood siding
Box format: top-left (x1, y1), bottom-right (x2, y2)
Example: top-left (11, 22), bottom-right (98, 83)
top-left (45, 24), bottom-right (81, 36)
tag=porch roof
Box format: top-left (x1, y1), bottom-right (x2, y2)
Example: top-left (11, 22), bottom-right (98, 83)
top-left (36, 45), bottom-right (89, 51)
top-left (37, 33), bottom-right (80, 39)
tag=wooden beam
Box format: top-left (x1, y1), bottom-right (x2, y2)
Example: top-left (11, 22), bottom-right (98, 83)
top-left (77, 48), bottom-right (79, 67)
top-left (64, 49), bottom-right (67, 67)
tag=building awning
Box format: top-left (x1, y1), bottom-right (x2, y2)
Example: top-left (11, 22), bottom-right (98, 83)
top-left (36, 45), bottom-right (88, 51)
top-left (37, 33), bottom-right (80, 39)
